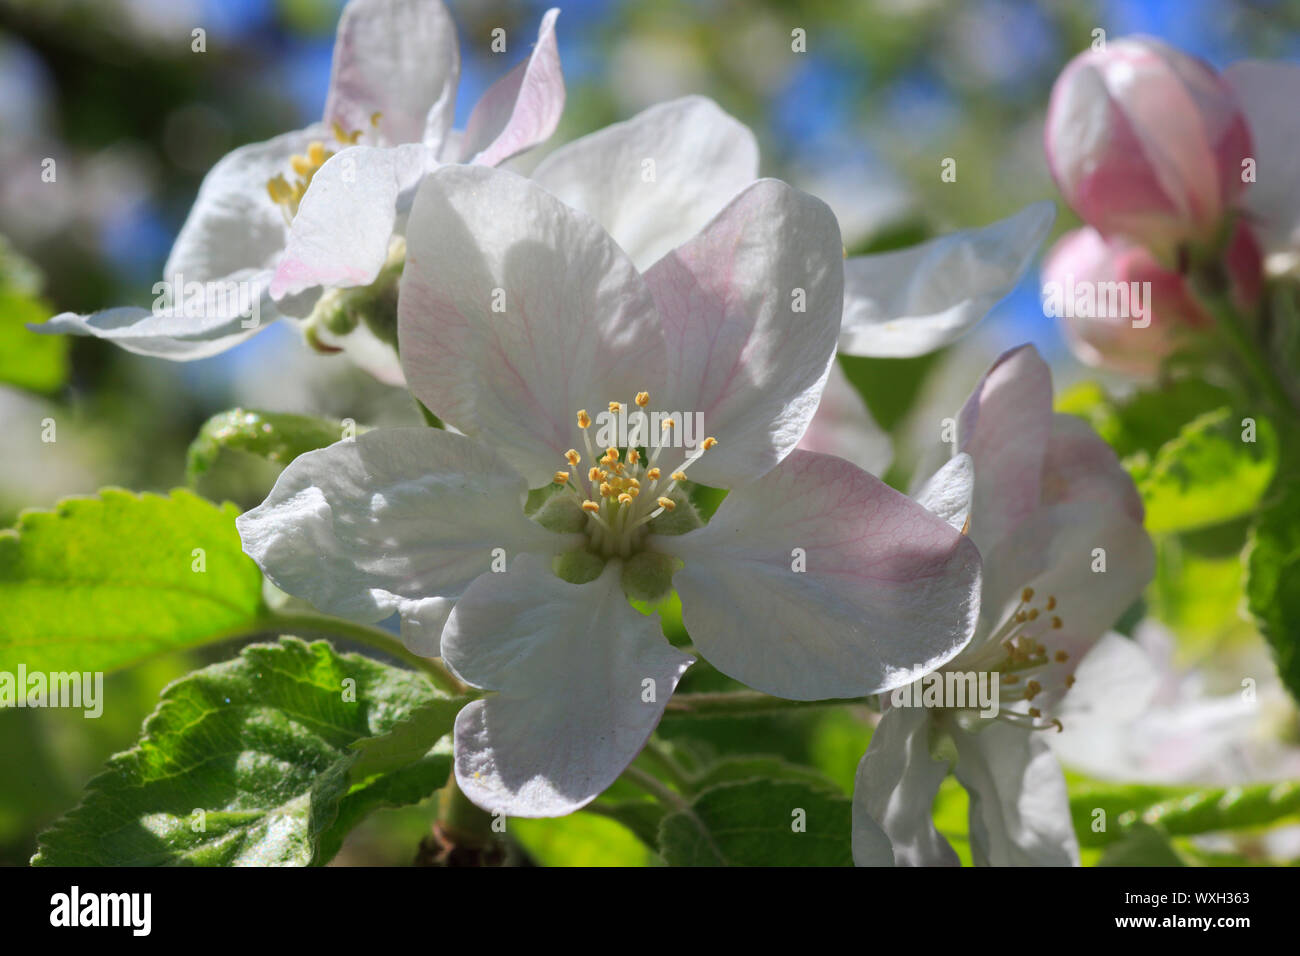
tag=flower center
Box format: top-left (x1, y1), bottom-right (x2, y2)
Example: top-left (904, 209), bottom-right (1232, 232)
top-left (265, 113), bottom-right (381, 222)
top-left (552, 392), bottom-right (716, 560)
top-left (963, 587), bottom-right (1077, 733)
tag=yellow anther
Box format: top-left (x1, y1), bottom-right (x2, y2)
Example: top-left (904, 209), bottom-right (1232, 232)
top-left (627, 449), bottom-right (640, 464)
top-left (1064, 674), bottom-right (1076, 689)
top-left (1051, 616), bottom-right (1063, 629)
top-left (627, 486), bottom-right (640, 498)
top-left (565, 449), bottom-right (580, 466)
top-left (657, 497), bottom-right (675, 511)
top-left (1027, 608), bottom-right (1039, 621)
top-left (370, 111), bottom-right (383, 127)
top-left (1045, 595), bottom-right (1057, 611)
top-left (1024, 680), bottom-right (1042, 701)
top-left (612, 462), bottom-right (625, 475)
top-left (671, 471), bottom-right (687, 482)
top-left (581, 500), bottom-right (600, 513)
top-left (1054, 650), bottom-right (1068, 662)
top-left (577, 410), bottom-right (591, 428)
top-left (267, 174), bottom-right (294, 204)
top-left (701, 436), bottom-right (719, 450)
top-left (331, 120), bottom-right (361, 144)
top-left (661, 419), bottom-right (674, 430)
top-left (1028, 707), bottom-right (1042, 718)
top-left (1021, 587), bottom-right (1035, 603)
top-left (553, 471), bottom-right (569, 485)
top-left (635, 391), bottom-right (650, 407)
top-left (599, 482), bottom-right (613, 497)
top-left (605, 447), bottom-right (619, 461)
top-left (291, 153), bottom-right (312, 177)
top-left (647, 467), bottom-right (661, 480)
top-left (618, 493), bottom-right (633, 505)
top-left (609, 401), bottom-right (622, 414)
top-left (589, 467), bottom-right (602, 482)
top-left (307, 141), bottom-right (328, 166)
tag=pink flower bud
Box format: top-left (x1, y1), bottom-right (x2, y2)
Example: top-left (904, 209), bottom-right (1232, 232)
top-left (1045, 37), bottom-right (1252, 263)
top-left (1043, 222), bottom-right (1262, 376)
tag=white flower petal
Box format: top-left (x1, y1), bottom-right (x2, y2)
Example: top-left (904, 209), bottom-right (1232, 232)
top-left (324, 0), bottom-right (460, 148)
top-left (796, 361), bottom-right (894, 476)
top-left (953, 722), bottom-right (1080, 866)
top-left (1042, 412), bottom-right (1143, 522)
top-left (957, 344), bottom-right (1054, 556)
top-left (270, 143), bottom-right (437, 299)
top-left (644, 179), bottom-right (844, 487)
top-left (913, 453), bottom-right (974, 533)
top-left (397, 164), bottom-right (666, 487)
top-left (235, 428), bottom-right (572, 652)
top-left (668, 450), bottom-right (982, 700)
top-left (852, 706), bottom-right (960, 866)
top-left (531, 96), bottom-right (759, 270)
top-left (445, 554), bottom-right (693, 817)
top-left (458, 8), bottom-right (565, 168)
top-left (839, 201), bottom-right (1056, 358)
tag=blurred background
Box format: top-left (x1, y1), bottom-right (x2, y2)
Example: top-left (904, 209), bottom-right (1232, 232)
top-left (2, 0), bottom-right (1299, 865)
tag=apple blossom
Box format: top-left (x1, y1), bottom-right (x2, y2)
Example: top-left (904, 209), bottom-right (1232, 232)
top-left (1045, 36), bottom-right (1252, 264)
top-left (237, 164), bottom-right (983, 817)
top-left (31, 0), bottom-right (564, 375)
top-left (852, 345), bottom-right (1154, 866)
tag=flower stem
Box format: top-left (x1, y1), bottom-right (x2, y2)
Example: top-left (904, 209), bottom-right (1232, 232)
top-left (662, 690), bottom-right (861, 718)
top-left (622, 766), bottom-right (689, 811)
top-left (1191, 279), bottom-right (1299, 418)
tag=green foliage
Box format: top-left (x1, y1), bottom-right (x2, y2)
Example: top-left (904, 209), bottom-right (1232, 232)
top-left (186, 408), bottom-right (356, 484)
top-left (1071, 779), bottom-right (1300, 848)
top-left (1128, 408), bottom-right (1277, 534)
top-left (658, 779), bottom-right (852, 866)
top-left (1245, 481), bottom-right (1300, 704)
top-left (33, 638), bottom-right (461, 866)
top-left (0, 489), bottom-right (266, 680)
top-left (0, 241), bottom-right (67, 394)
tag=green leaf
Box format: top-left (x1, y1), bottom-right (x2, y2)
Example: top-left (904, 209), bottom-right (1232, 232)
top-left (1096, 823), bottom-right (1187, 867)
top-left (657, 779), bottom-right (853, 866)
top-left (1056, 377), bottom-right (1234, 461)
top-left (1129, 408), bottom-right (1277, 533)
top-left (1246, 481), bottom-right (1300, 704)
top-left (688, 755), bottom-right (841, 793)
top-left (1071, 780), bottom-right (1300, 847)
top-left (0, 240), bottom-right (67, 394)
top-left (33, 638), bottom-right (462, 866)
top-left (512, 813), bottom-right (659, 866)
top-left (585, 799), bottom-right (668, 849)
top-left (186, 408), bottom-right (357, 484)
top-left (0, 489), bottom-right (267, 680)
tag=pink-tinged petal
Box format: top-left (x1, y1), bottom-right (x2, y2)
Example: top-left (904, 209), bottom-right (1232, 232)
top-left (235, 428), bottom-right (574, 656)
top-left (459, 8), bottom-right (564, 168)
top-left (445, 555), bottom-right (693, 817)
top-left (796, 360), bottom-right (893, 477)
top-left (839, 201), bottom-right (1056, 358)
top-left (397, 164), bottom-right (666, 487)
top-left (667, 450), bottom-right (982, 700)
top-left (1225, 61), bottom-right (1300, 274)
top-left (270, 142), bottom-right (437, 299)
top-left (852, 706), bottom-right (959, 866)
top-left (953, 722), bottom-right (1079, 866)
top-left (956, 344), bottom-right (1054, 556)
top-left (1042, 413), bottom-right (1143, 523)
top-left (324, 0), bottom-right (460, 148)
top-left (644, 179), bottom-right (843, 488)
top-left (531, 96), bottom-right (759, 270)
